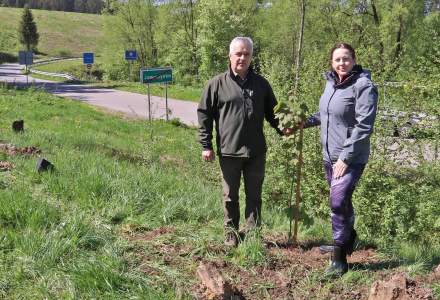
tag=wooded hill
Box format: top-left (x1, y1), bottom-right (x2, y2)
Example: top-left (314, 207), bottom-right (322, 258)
top-left (0, 0), bottom-right (104, 14)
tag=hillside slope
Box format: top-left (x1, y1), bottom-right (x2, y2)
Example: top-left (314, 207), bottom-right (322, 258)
top-left (0, 7), bottom-right (107, 58)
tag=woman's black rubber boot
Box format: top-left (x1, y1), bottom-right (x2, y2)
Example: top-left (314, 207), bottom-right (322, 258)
top-left (324, 246), bottom-right (348, 277)
top-left (320, 229), bottom-right (357, 255)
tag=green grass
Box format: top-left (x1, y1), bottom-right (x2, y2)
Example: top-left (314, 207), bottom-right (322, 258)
top-left (0, 7), bottom-right (107, 58)
top-left (230, 230), bottom-right (267, 267)
top-left (0, 86), bottom-right (218, 298)
top-left (31, 58), bottom-right (98, 82)
top-left (28, 72), bottom-right (69, 82)
top-left (0, 86), bottom-right (438, 298)
top-left (33, 59), bottom-right (84, 73)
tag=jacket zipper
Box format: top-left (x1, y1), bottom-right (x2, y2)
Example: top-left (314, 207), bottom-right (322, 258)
top-left (326, 88), bottom-right (337, 163)
top-left (240, 82), bottom-right (248, 156)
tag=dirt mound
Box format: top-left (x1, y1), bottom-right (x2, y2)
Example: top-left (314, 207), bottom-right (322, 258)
top-left (0, 143), bottom-right (41, 156)
top-left (369, 272), bottom-right (434, 300)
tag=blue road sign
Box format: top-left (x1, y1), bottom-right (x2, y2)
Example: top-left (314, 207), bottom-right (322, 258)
top-left (140, 67), bottom-right (173, 84)
top-left (18, 51), bottom-right (33, 65)
top-left (125, 50), bottom-right (137, 61)
top-left (83, 52), bottom-right (94, 64)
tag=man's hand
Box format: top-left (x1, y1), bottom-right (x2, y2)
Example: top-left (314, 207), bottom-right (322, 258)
top-left (283, 128), bottom-right (294, 136)
top-left (333, 159), bottom-right (348, 179)
top-left (202, 149), bottom-right (215, 162)
top-left (282, 122), bottom-right (304, 137)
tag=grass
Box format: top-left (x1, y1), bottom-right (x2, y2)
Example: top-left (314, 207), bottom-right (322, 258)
top-left (0, 86), bottom-right (438, 298)
top-left (0, 7), bottom-right (107, 58)
top-left (231, 230), bottom-right (267, 267)
top-left (27, 72), bottom-right (69, 82)
top-left (0, 86), bottom-right (218, 298)
top-left (31, 58), bottom-right (97, 82)
top-left (33, 58), bottom-right (84, 73)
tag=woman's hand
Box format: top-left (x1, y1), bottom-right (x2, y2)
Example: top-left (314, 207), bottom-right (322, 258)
top-left (333, 159), bottom-right (348, 179)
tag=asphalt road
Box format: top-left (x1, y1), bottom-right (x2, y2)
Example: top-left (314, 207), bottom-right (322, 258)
top-left (0, 63), bottom-right (199, 126)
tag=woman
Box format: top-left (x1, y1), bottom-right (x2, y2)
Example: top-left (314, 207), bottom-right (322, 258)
top-left (304, 42), bottom-right (378, 276)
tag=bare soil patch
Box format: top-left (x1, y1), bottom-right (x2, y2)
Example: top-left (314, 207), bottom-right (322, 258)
top-left (123, 227), bottom-right (436, 300)
top-left (0, 143), bottom-right (41, 156)
top-left (121, 224), bottom-right (176, 241)
top-left (0, 161), bottom-right (14, 171)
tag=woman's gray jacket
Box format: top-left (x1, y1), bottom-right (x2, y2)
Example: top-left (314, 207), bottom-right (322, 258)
top-left (305, 65), bottom-right (378, 165)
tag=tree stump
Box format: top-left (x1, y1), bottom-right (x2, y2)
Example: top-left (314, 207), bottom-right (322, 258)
top-left (369, 273), bottom-right (410, 300)
top-left (12, 120), bottom-right (24, 132)
top-left (196, 262), bottom-right (238, 300)
top-left (36, 158), bottom-right (54, 172)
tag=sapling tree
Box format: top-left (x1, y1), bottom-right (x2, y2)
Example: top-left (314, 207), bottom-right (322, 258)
top-left (275, 99), bottom-right (308, 246)
top-left (274, 0), bottom-right (308, 246)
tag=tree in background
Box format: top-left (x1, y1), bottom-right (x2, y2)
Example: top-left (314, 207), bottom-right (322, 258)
top-left (156, 0), bottom-right (200, 85)
top-left (1, 0), bottom-right (103, 13)
top-left (196, 0), bottom-right (257, 80)
top-left (106, 0), bottom-right (157, 68)
top-left (102, 0), bottom-right (157, 81)
top-left (18, 6), bottom-right (39, 52)
top-left (99, 0), bottom-right (439, 89)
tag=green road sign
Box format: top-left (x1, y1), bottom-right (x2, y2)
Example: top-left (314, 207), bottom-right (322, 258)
top-left (140, 67), bottom-right (172, 84)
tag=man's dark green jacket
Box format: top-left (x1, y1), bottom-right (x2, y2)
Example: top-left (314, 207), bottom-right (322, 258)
top-left (197, 69), bottom-right (282, 158)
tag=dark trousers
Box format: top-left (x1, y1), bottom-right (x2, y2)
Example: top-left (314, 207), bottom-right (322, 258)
top-left (219, 154), bottom-right (266, 233)
top-left (324, 161), bottom-right (365, 249)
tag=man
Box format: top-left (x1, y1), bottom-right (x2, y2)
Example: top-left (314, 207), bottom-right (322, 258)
top-left (197, 37), bottom-right (283, 247)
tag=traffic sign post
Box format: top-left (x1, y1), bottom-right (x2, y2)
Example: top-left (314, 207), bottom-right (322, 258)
top-left (140, 67), bottom-right (172, 84)
top-left (18, 51), bottom-right (33, 85)
top-left (140, 67), bottom-right (173, 121)
top-left (83, 53), bottom-right (94, 81)
top-left (125, 50), bottom-right (137, 81)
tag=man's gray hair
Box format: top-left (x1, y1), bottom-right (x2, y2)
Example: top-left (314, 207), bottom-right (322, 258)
top-left (229, 37), bottom-right (253, 54)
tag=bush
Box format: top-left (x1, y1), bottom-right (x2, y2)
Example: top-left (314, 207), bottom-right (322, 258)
top-left (55, 48), bottom-right (72, 58)
top-left (355, 160), bottom-right (440, 248)
top-left (0, 52), bottom-right (16, 64)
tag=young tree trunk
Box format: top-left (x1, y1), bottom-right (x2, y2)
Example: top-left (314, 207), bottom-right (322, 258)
top-left (288, 0), bottom-right (306, 246)
top-left (292, 123), bottom-right (304, 245)
top-left (370, 0), bottom-right (385, 68)
top-left (293, 0), bottom-right (305, 96)
top-left (394, 14), bottom-right (404, 64)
